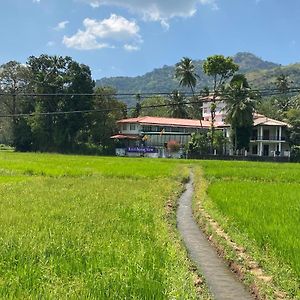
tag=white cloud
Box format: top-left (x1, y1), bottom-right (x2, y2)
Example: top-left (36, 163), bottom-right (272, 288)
top-left (33, 0), bottom-right (41, 3)
top-left (124, 44), bottom-right (140, 52)
top-left (82, 0), bottom-right (218, 26)
top-left (63, 14), bottom-right (142, 50)
top-left (54, 21), bottom-right (69, 31)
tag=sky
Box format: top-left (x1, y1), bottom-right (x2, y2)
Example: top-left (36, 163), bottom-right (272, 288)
top-left (0, 0), bottom-right (299, 79)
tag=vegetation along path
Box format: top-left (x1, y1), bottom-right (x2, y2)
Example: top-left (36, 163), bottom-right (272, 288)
top-left (177, 172), bottom-right (253, 300)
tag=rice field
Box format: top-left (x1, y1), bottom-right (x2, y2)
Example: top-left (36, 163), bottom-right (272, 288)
top-left (197, 160), bottom-right (300, 298)
top-left (0, 152), bottom-right (204, 299)
top-left (1, 152), bottom-right (299, 298)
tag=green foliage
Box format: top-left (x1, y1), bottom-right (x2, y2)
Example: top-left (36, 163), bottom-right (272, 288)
top-left (187, 132), bottom-right (210, 155)
top-left (168, 90), bottom-right (188, 118)
top-left (131, 93), bottom-right (142, 117)
top-left (140, 95), bottom-right (169, 117)
top-left (224, 74), bottom-right (257, 150)
top-left (97, 52), bottom-right (281, 100)
top-left (286, 109), bottom-right (300, 147)
top-left (187, 130), bottom-right (228, 156)
top-left (175, 57), bottom-right (198, 95)
top-left (26, 55), bottom-right (95, 152)
top-left (203, 55), bottom-right (239, 85)
top-left (89, 86), bottom-right (127, 153)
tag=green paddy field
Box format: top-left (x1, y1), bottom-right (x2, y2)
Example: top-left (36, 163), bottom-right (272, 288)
top-left (0, 152), bottom-right (299, 298)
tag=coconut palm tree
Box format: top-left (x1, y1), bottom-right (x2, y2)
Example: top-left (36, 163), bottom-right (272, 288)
top-left (224, 74), bottom-right (257, 152)
top-left (175, 57), bottom-right (198, 95)
top-left (168, 90), bottom-right (188, 119)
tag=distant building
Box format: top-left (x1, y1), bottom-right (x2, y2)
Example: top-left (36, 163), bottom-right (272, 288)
top-left (111, 100), bottom-right (290, 158)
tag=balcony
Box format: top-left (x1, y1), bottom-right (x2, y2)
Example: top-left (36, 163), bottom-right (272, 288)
top-left (251, 136), bottom-right (286, 141)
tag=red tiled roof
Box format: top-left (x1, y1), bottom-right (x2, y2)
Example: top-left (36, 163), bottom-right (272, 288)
top-left (253, 114), bottom-right (289, 127)
top-left (117, 116), bottom-right (211, 128)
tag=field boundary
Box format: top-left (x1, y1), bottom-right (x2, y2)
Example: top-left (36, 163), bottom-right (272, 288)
top-left (192, 167), bottom-right (290, 299)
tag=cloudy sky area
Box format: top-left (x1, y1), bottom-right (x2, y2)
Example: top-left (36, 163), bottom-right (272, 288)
top-left (0, 0), bottom-right (299, 78)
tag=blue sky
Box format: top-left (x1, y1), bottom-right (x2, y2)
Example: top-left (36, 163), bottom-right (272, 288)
top-left (0, 0), bottom-right (299, 79)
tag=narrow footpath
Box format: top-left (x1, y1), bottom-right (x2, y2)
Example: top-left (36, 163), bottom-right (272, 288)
top-left (177, 173), bottom-right (253, 300)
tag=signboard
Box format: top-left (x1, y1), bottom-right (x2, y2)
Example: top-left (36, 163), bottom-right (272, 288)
top-left (127, 147), bottom-right (157, 153)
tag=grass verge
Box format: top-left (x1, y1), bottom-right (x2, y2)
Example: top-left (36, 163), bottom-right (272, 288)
top-left (192, 162), bottom-right (300, 299)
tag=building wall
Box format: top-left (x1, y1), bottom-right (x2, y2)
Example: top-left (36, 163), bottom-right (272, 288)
top-left (202, 101), bottom-right (226, 122)
top-left (120, 123), bottom-right (140, 135)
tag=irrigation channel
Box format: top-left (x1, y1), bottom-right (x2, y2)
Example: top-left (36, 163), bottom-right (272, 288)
top-left (177, 173), bottom-right (253, 300)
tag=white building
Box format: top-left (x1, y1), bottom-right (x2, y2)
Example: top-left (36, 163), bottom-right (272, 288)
top-left (111, 101), bottom-right (290, 158)
top-left (200, 99), bottom-right (291, 157)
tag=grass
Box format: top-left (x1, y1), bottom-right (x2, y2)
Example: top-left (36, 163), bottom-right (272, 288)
top-left (194, 160), bottom-right (300, 298)
top-left (0, 152), bottom-right (209, 299)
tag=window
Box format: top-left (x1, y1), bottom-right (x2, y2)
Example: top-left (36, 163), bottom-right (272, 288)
top-left (252, 129), bottom-right (258, 140)
top-left (130, 124), bottom-right (136, 131)
top-left (122, 124), bottom-right (128, 131)
top-left (252, 145), bottom-right (258, 155)
top-left (263, 129), bottom-right (270, 140)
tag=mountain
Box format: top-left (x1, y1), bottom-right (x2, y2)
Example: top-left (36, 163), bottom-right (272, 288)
top-left (96, 52), bottom-right (300, 105)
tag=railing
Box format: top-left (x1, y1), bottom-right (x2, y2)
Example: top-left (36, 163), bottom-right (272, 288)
top-left (251, 136), bottom-right (286, 141)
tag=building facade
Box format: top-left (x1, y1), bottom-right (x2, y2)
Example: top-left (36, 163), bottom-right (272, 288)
top-left (111, 101), bottom-right (291, 158)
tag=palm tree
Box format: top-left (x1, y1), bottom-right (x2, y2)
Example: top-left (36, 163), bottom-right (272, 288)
top-left (175, 57), bottom-right (202, 125)
top-left (175, 57), bottom-right (198, 95)
top-left (168, 90), bottom-right (188, 119)
top-left (224, 74), bottom-right (257, 152)
top-left (274, 74), bottom-right (292, 113)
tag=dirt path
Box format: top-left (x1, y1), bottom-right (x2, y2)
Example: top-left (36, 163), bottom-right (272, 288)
top-left (177, 173), bottom-right (253, 300)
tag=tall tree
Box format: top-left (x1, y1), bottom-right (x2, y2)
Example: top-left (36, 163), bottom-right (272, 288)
top-left (224, 74), bottom-right (257, 152)
top-left (140, 96), bottom-right (169, 117)
top-left (175, 57), bottom-right (198, 95)
top-left (90, 86), bottom-right (127, 152)
top-left (27, 55), bottom-right (94, 152)
top-left (168, 90), bottom-right (188, 119)
top-left (0, 61), bottom-right (32, 147)
top-left (274, 74), bottom-right (292, 113)
top-left (203, 55), bottom-right (239, 150)
top-left (131, 93), bottom-right (142, 118)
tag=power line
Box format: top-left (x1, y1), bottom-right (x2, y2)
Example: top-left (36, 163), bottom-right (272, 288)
top-left (0, 88), bottom-right (298, 119)
top-left (0, 87), bottom-right (300, 118)
top-left (0, 86), bottom-right (300, 98)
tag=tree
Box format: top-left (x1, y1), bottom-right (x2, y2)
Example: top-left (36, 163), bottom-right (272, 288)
top-left (168, 90), bottom-right (188, 118)
top-left (0, 61), bottom-right (31, 147)
top-left (274, 74), bottom-right (292, 114)
top-left (175, 57), bottom-right (198, 95)
top-left (131, 93), bottom-right (142, 118)
top-left (140, 96), bottom-right (169, 117)
top-left (187, 132), bottom-right (210, 156)
top-left (286, 109), bottom-right (300, 146)
top-left (27, 55), bottom-right (95, 152)
top-left (224, 74), bottom-right (257, 152)
top-left (175, 57), bottom-right (202, 121)
top-left (90, 86), bottom-right (127, 153)
top-left (203, 55), bottom-right (239, 150)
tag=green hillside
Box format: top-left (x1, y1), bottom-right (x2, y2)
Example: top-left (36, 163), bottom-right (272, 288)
top-left (96, 52), bottom-right (300, 105)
